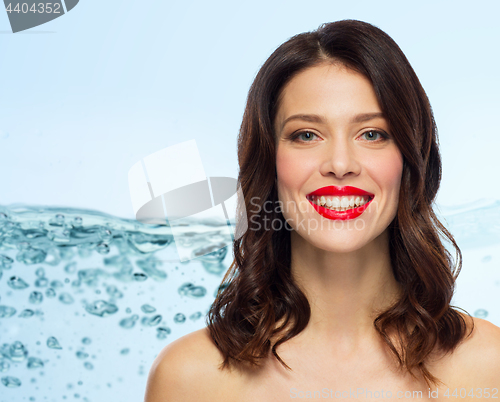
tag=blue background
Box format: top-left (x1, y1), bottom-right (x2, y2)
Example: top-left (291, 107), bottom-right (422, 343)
top-left (1, 0), bottom-right (499, 400)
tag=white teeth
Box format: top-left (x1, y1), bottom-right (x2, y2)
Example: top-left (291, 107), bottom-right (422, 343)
top-left (310, 195), bottom-right (371, 210)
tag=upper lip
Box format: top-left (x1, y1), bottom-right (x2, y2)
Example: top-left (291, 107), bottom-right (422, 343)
top-left (307, 186), bottom-right (374, 198)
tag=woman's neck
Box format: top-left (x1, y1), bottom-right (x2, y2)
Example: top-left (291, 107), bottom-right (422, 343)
top-left (289, 228), bottom-right (403, 349)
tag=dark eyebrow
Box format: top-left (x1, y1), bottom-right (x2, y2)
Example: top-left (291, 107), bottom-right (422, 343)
top-left (280, 112), bottom-right (386, 132)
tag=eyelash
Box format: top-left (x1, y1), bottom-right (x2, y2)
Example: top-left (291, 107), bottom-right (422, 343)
top-left (289, 130), bottom-right (389, 143)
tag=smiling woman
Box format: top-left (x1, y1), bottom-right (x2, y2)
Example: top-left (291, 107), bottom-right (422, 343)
top-left (144, 20), bottom-right (500, 402)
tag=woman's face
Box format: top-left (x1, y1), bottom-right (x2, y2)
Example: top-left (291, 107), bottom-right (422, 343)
top-left (274, 63), bottom-right (403, 253)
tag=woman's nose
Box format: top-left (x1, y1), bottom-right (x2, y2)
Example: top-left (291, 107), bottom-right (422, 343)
top-left (320, 137), bottom-right (361, 179)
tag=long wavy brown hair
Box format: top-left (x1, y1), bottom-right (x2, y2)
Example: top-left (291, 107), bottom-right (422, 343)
top-left (206, 19), bottom-right (472, 387)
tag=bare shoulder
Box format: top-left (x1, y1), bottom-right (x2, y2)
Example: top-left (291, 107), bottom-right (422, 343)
top-left (144, 327), bottom-right (241, 401)
top-left (430, 313), bottom-right (500, 388)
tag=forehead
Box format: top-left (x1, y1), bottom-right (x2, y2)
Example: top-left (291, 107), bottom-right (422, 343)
top-left (274, 63), bottom-right (382, 131)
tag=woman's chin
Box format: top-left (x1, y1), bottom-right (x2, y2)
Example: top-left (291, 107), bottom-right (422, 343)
top-left (292, 229), bottom-right (372, 254)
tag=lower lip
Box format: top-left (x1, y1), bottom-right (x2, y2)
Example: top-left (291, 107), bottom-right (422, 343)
top-left (307, 197), bottom-right (374, 220)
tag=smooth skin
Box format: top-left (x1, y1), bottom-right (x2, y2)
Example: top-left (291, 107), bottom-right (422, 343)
top-left (144, 64), bottom-right (500, 401)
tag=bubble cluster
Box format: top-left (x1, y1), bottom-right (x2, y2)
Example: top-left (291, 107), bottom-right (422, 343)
top-left (0, 204), bottom-right (234, 397)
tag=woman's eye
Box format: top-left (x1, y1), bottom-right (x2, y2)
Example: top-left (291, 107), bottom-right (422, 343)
top-left (360, 130), bottom-right (388, 142)
top-left (291, 131), bottom-right (318, 142)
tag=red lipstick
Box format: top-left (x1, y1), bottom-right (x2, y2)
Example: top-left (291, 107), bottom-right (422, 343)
top-left (306, 186), bottom-right (374, 221)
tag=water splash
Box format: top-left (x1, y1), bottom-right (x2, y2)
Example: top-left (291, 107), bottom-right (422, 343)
top-left (436, 198), bottom-right (500, 248)
top-left (1, 199), bottom-right (496, 399)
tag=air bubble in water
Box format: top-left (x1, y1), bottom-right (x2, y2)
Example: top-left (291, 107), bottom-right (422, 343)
top-left (106, 285), bottom-right (123, 299)
top-left (81, 337), bottom-right (91, 345)
top-left (119, 315), bottom-right (139, 329)
top-left (0, 305), bottom-right (16, 318)
top-left (59, 293), bottom-right (74, 305)
top-left (9, 341), bottom-right (28, 362)
top-left (98, 228), bottom-right (113, 242)
top-left (76, 351), bottom-right (88, 360)
top-left (482, 255), bottom-right (492, 263)
top-left (178, 283), bottom-right (206, 298)
top-left (1, 376), bottom-right (21, 388)
top-left (156, 327), bottom-right (171, 340)
top-left (45, 288), bottom-right (56, 298)
top-left (78, 269), bottom-right (106, 287)
top-left (189, 311), bottom-right (202, 321)
top-left (173, 313), bottom-right (186, 324)
top-left (49, 214), bottom-right (65, 227)
top-left (141, 315), bottom-right (162, 327)
top-left (96, 243), bottom-right (110, 255)
top-left (16, 246), bottom-right (46, 265)
top-left (133, 273), bottom-right (147, 281)
top-left (35, 277), bottom-right (48, 288)
top-left (7, 276), bottom-right (29, 290)
top-left (29, 291), bottom-right (43, 304)
top-left (474, 309), bottom-right (488, 318)
top-left (64, 262), bottom-right (77, 274)
top-left (140, 304), bottom-right (156, 313)
top-left (50, 280), bottom-right (64, 289)
top-left (84, 362), bottom-right (93, 370)
top-left (27, 357), bottom-right (44, 369)
top-left (0, 254), bottom-right (13, 270)
top-left (120, 348), bottom-right (130, 355)
top-left (35, 268), bottom-right (45, 278)
top-left (0, 359), bottom-right (10, 372)
top-left (85, 300), bottom-right (118, 317)
top-left (19, 309), bottom-right (35, 318)
top-left (47, 337), bottom-right (62, 350)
